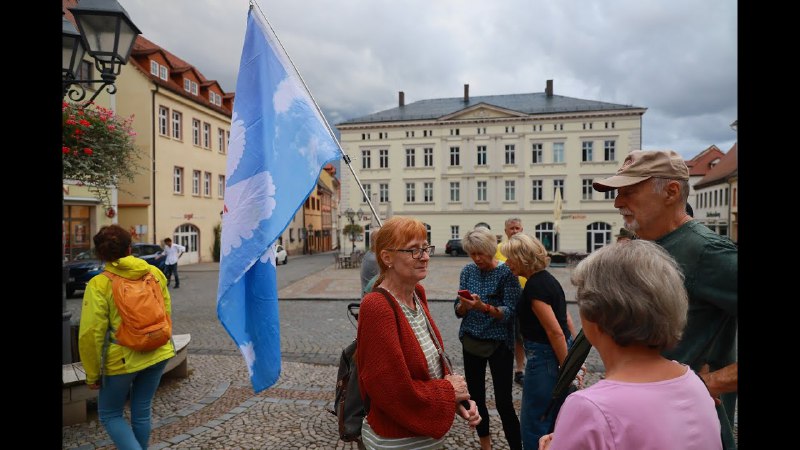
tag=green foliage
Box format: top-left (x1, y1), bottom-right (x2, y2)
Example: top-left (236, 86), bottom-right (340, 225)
top-left (213, 222), bottom-right (222, 262)
top-left (343, 223), bottom-right (363, 236)
top-left (62, 101), bottom-right (141, 207)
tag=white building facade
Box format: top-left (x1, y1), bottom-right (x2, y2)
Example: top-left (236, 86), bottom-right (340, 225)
top-left (336, 82), bottom-right (646, 255)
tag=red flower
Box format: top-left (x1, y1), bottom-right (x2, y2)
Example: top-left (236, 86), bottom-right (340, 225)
top-left (62, 146), bottom-right (70, 154)
top-left (79, 119), bottom-right (91, 127)
top-left (83, 148), bottom-right (93, 155)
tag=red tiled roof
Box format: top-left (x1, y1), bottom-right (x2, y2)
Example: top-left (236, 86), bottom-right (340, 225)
top-left (129, 35), bottom-right (233, 116)
top-left (686, 145), bottom-right (725, 176)
top-left (694, 143), bottom-right (737, 189)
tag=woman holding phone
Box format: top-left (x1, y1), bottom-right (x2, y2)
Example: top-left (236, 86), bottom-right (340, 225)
top-left (454, 226), bottom-right (523, 450)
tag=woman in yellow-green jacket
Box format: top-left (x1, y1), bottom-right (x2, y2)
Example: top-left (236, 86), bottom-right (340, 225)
top-left (78, 225), bottom-right (175, 450)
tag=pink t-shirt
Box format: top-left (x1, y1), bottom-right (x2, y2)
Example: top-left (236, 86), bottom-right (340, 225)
top-left (550, 366), bottom-right (722, 450)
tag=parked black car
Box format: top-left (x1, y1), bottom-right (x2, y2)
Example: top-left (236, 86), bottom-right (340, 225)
top-left (445, 239), bottom-right (468, 256)
top-left (65, 243), bottom-right (167, 298)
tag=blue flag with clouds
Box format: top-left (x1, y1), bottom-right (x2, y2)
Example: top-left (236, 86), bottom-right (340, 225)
top-left (217, 7), bottom-right (339, 393)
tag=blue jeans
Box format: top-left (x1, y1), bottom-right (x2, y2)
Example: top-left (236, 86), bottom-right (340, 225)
top-left (520, 338), bottom-right (571, 450)
top-left (98, 359), bottom-right (168, 450)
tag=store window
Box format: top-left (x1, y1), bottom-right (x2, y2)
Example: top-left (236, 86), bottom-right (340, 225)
top-left (63, 205), bottom-right (92, 261)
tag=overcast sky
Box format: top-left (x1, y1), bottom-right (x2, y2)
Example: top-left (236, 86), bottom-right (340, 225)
top-left (118, 0), bottom-right (737, 161)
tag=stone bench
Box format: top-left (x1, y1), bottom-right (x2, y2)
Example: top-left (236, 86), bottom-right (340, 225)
top-left (62, 333), bottom-right (191, 426)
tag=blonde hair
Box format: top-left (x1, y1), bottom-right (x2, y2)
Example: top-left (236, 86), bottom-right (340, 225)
top-left (500, 233), bottom-right (549, 274)
top-left (462, 226), bottom-right (496, 256)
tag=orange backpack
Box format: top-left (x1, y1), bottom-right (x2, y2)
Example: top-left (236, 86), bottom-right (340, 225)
top-left (102, 271), bottom-right (172, 352)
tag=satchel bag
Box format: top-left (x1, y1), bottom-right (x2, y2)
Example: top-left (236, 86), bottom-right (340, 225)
top-left (462, 333), bottom-right (501, 358)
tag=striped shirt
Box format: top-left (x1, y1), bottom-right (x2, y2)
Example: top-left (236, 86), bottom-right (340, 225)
top-left (361, 292), bottom-right (445, 450)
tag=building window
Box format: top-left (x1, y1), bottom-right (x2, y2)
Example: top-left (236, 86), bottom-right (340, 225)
top-left (424, 148), bottom-right (434, 167)
top-left (451, 225), bottom-right (460, 239)
top-left (184, 78), bottom-right (191, 92)
top-left (159, 65), bottom-right (168, 80)
top-left (450, 146), bottom-right (460, 166)
top-left (406, 148), bottom-right (416, 167)
top-left (505, 180), bottom-right (516, 201)
top-left (379, 132), bottom-right (388, 139)
top-left (505, 126), bottom-right (515, 133)
top-left (424, 130), bottom-right (432, 137)
top-left (362, 149), bottom-right (371, 169)
top-left (724, 187), bottom-right (729, 206)
top-left (605, 121), bottom-right (615, 129)
top-left (209, 91), bottom-right (221, 105)
top-left (532, 143), bottom-right (543, 163)
top-left (477, 181), bottom-right (487, 201)
top-left (171, 111), bottom-right (182, 140)
top-left (477, 145), bottom-right (487, 165)
top-left (406, 183), bottom-right (416, 203)
top-left (379, 149), bottom-right (389, 168)
top-left (554, 179), bottom-right (564, 199)
top-left (505, 144), bottom-right (516, 164)
top-left (218, 175), bottom-right (225, 198)
top-left (150, 60), bottom-right (159, 76)
top-left (535, 222), bottom-right (557, 252)
top-left (553, 142), bottom-right (564, 163)
top-left (532, 179), bottom-right (543, 200)
top-left (424, 182), bottom-right (433, 203)
top-left (191, 81), bottom-right (198, 95)
top-left (405, 130), bottom-right (415, 137)
top-left (204, 172), bottom-right (212, 196)
top-left (582, 179), bottom-right (593, 200)
top-left (450, 128), bottom-right (460, 136)
top-left (604, 140), bottom-right (616, 161)
top-left (158, 107), bottom-right (169, 136)
top-left (218, 128), bottom-right (226, 154)
top-left (362, 184), bottom-right (372, 203)
top-left (192, 170), bottom-right (201, 196)
top-left (192, 119), bottom-right (201, 145)
top-left (553, 123), bottom-right (563, 131)
top-left (532, 124), bottom-right (543, 132)
top-left (582, 122), bottom-right (593, 130)
top-left (203, 123), bottom-right (211, 149)
top-left (379, 183), bottom-right (389, 202)
top-left (477, 127), bottom-right (486, 134)
top-left (450, 182), bottom-right (460, 202)
top-left (582, 141), bottom-right (593, 162)
top-left (173, 167), bottom-right (184, 194)
top-left (605, 190), bottom-right (616, 200)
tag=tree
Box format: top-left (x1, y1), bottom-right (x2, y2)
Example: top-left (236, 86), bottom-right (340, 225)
top-left (62, 101), bottom-right (141, 207)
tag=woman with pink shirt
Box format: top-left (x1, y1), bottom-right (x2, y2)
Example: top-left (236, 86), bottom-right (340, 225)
top-left (539, 239), bottom-right (721, 450)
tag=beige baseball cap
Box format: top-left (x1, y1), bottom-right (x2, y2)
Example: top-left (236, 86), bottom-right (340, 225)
top-left (593, 150), bottom-right (689, 192)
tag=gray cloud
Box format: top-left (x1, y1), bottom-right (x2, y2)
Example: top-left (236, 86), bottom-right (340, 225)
top-left (119, 0), bottom-right (737, 159)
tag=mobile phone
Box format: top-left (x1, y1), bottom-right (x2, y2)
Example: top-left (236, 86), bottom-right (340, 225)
top-left (457, 289), bottom-right (472, 299)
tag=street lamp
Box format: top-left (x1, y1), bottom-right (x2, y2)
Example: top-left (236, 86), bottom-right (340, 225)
top-left (62, 0), bottom-right (141, 103)
top-left (62, 0), bottom-right (141, 365)
top-left (344, 208), bottom-right (356, 255)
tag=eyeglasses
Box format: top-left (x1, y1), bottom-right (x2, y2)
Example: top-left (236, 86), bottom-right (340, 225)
top-left (387, 246), bottom-right (435, 259)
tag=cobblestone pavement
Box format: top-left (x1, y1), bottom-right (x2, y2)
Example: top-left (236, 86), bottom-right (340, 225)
top-left (63, 253), bottom-right (733, 449)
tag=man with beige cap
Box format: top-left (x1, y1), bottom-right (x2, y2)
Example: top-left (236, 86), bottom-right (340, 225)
top-left (592, 150), bottom-right (738, 449)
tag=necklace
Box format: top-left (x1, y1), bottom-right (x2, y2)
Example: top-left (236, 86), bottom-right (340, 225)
top-left (382, 286), bottom-right (417, 311)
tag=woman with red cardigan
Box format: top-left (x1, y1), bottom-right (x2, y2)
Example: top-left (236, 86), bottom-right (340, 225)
top-left (356, 216), bottom-right (481, 449)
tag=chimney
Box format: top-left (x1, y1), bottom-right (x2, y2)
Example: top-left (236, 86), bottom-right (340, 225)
top-left (464, 83), bottom-right (469, 102)
top-left (399, 91), bottom-right (405, 107)
top-left (545, 79), bottom-right (553, 97)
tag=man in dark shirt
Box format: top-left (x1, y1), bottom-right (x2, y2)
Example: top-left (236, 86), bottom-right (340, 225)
top-left (593, 150), bottom-right (738, 449)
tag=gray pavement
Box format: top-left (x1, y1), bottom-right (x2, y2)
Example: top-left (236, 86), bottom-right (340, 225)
top-left (62, 252), bottom-right (732, 449)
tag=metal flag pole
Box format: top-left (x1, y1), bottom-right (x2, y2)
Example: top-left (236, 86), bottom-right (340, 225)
top-left (250, 0), bottom-right (382, 227)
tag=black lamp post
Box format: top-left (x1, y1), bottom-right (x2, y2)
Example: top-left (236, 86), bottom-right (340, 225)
top-left (344, 208), bottom-right (356, 255)
top-left (62, 0), bottom-right (141, 365)
top-left (62, 0), bottom-right (141, 103)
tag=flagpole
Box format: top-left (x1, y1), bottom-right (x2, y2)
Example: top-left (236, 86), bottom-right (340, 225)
top-left (249, 0), bottom-right (382, 227)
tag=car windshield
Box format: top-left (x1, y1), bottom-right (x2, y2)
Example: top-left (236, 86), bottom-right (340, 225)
top-left (75, 249), bottom-right (97, 260)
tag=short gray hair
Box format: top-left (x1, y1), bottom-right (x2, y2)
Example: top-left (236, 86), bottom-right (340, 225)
top-left (570, 240), bottom-right (687, 350)
top-left (462, 226), bottom-right (497, 256)
top-left (651, 178), bottom-right (690, 205)
top-left (505, 217), bottom-right (522, 227)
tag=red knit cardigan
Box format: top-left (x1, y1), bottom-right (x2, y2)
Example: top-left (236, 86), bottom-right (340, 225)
top-left (355, 284), bottom-right (457, 439)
